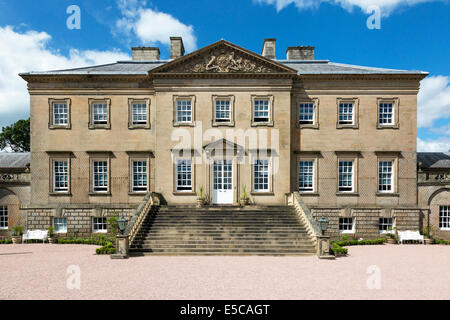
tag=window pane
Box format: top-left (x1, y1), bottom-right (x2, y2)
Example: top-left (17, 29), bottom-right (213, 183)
top-left (93, 103), bottom-right (108, 124)
top-left (0, 206), bottom-right (8, 229)
top-left (53, 161), bottom-right (68, 192)
top-left (379, 218), bottom-right (394, 232)
top-left (253, 99), bottom-right (270, 123)
top-left (339, 218), bottom-right (353, 232)
top-left (440, 206), bottom-right (450, 230)
top-left (378, 161), bottom-right (393, 192)
top-left (93, 161), bottom-right (108, 192)
top-left (299, 103), bottom-right (314, 125)
top-left (132, 160), bottom-right (147, 192)
top-left (299, 161), bottom-right (314, 192)
top-left (379, 103), bottom-right (393, 125)
top-left (93, 217), bottom-right (107, 232)
top-left (53, 217), bottom-right (67, 233)
top-left (53, 103), bottom-right (68, 125)
top-left (176, 100), bottom-right (192, 123)
top-left (215, 99), bottom-right (231, 122)
top-left (132, 103), bottom-right (147, 124)
top-left (176, 159), bottom-right (192, 191)
top-left (338, 161), bottom-right (354, 192)
top-left (338, 103), bottom-right (353, 124)
top-left (254, 159), bottom-right (269, 192)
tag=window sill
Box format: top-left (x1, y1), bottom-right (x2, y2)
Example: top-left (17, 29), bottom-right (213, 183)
top-left (89, 124), bottom-right (111, 130)
top-left (336, 124), bottom-right (359, 129)
top-left (173, 122), bottom-right (195, 127)
top-left (299, 124), bottom-right (319, 129)
top-left (128, 125), bottom-right (150, 130)
top-left (376, 192), bottom-right (399, 197)
top-left (251, 122), bottom-right (274, 127)
top-left (336, 192), bottom-right (359, 197)
top-left (89, 192), bottom-right (111, 196)
top-left (173, 191), bottom-right (196, 196)
top-left (49, 192), bottom-right (72, 196)
top-left (49, 125), bottom-right (71, 130)
top-left (377, 124), bottom-right (399, 130)
top-left (212, 122), bottom-right (235, 127)
top-left (299, 192), bottom-right (320, 196)
top-left (250, 192), bottom-right (274, 196)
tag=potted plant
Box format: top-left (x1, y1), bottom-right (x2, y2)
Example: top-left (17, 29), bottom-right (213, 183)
top-left (47, 226), bottom-right (57, 244)
top-left (423, 226), bottom-right (434, 245)
top-left (196, 186), bottom-right (207, 206)
top-left (239, 185), bottom-right (250, 206)
top-left (385, 226), bottom-right (397, 244)
top-left (11, 225), bottom-right (24, 244)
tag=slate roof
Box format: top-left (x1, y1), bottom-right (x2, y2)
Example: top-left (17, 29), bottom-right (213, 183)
top-left (418, 152), bottom-right (450, 169)
top-left (0, 152), bottom-right (30, 168)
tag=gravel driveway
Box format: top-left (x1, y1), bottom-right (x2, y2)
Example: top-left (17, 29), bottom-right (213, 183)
top-left (1, 243), bottom-right (449, 300)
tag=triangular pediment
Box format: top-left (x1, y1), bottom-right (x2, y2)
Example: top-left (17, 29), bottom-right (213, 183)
top-left (150, 40), bottom-right (297, 75)
top-left (203, 138), bottom-right (244, 151)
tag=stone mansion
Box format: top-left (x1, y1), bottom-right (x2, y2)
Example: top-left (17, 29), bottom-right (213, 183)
top-left (5, 37), bottom-right (438, 244)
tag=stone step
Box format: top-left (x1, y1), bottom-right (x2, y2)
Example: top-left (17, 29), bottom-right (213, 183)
top-left (133, 235), bottom-right (314, 241)
top-left (129, 248), bottom-right (316, 254)
top-left (132, 239), bottom-right (315, 246)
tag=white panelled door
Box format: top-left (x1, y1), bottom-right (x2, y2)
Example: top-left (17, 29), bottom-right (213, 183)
top-left (212, 159), bottom-right (233, 204)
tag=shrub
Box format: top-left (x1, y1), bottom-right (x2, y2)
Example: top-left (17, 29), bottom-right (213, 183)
top-left (0, 238), bottom-right (13, 244)
top-left (434, 238), bottom-right (450, 245)
top-left (12, 225), bottom-right (24, 236)
top-left (96, 242), bottom-right (116, 255)
top-left (330, 238), bottom-right (386, 257)
top-left (331, 243), bottom-right (348, 256)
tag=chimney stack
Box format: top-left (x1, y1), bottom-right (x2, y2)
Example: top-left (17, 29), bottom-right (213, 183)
top-left (132, 47), bottom-right (160, 61)
top-left (170, 37), bottom-right (185, 59)
top-left (261, 38), bottom-right (276, 59)
top-left (286, 46), bottom-right (315, 60)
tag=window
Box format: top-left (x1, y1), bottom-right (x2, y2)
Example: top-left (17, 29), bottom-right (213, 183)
top-left (132, 160), bottom-right (148, 192)
top-left (0, 206), bottom-right (7, 229)
top-left (379, 218), bottom-right (394, 233)
top-left (378, 161), bottom-right (394, 192)
top-left (53, 218), bottom-right (67, 233)
top-left (379, 102), bottom-right (393, 125)
top-left (49, 98), bottom-right (71, 129)
top-left (338, 160), bottom-right (354, 192)
top-left (176, 100), bottom-right (192, 123)
top-left (89, 99), bottom-right (110, 129)
top-left (215, 99), bottom-right (231, 122)
top-left (92, 217), bottom-right (107, 233)
top-left (254, 159), bottom-right (269, 192)
top-left (53, 103), bottom-right (68, 126)
top-left (299, 161), bottom-right (314, 192)
top-left (253, 99), bottom-right (270, 123)
top-left (176, 159), bottom-right (192, 192)
top-left (53, 160), bottom-right (68, 192)
top-left (299, 103), bottom-right (314, 125)
top-left (132, 103), bottom-right (147, 125)
top-left (93, 103), bottom-right (108, 124)
top-left (439, 206), bottom-right (450, 230)
top-left (93, 161), bottom-right (108, 192)
top-left (338, 103), bottom-right (354, 125)
top-left (339, 218), bottom-right (354, 233)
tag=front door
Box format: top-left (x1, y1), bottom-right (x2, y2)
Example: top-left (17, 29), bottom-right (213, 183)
top-left (212, 159), bottom-right (233, 204)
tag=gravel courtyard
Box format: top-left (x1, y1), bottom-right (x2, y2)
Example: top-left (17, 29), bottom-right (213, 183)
top-left (1, 243), bottom-right (450, 300)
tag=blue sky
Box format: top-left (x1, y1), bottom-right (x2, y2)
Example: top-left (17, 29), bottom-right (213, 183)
top-left (0, 0), bottom-right (448, 151)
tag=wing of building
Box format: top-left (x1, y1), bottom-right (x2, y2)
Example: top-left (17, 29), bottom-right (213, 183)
top-left (16, 37), bottom-right (434, 244)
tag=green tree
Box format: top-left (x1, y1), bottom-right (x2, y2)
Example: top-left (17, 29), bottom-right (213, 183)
top-left (0, 118), bottom-right (30, 152)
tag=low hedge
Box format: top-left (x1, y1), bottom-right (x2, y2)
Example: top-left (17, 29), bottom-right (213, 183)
top-left (330, 238), bottom-right (387, 256)
top-left (96, 242), bottom-right (116, 255)
top-left (434, 238), bottom-right (450, 245)
top-left (0, 238), bottom-right (12, 244)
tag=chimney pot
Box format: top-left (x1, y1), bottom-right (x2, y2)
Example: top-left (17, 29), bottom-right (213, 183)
top-left (261, 38), bottom-right (276, 59)
top-left (286, 46), bottom-right (315, 60)
top-left (170, 37), bottom-right (185, 59)
top-left (131, 47), bottom-right (160, 61)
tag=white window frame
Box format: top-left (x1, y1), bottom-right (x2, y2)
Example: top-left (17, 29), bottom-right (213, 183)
top-left (176, 99), bottom-right (192, 123)
top-left (92, 103), bottom-right (108, 125)
top-left (378, 102), bottom-right (394, 126)
top-left (176, 159), bottom-right (193, 192)
top-left (379, 218), bottom-right (394, 233)
top-left (48, 98), bottom-right (71, 129)
top-left (378, 160), bottom-right (394, 193)
top-left (53, 102), bottom-right (68, 126)
top-left (53, 217), bottom-right (67, 233)
top-left (132, 102), bottom-right (147, 125)
top-left (298, 160), bottom-right (314, 193)
top-left (299, 103), bottom-right (315, 125)
top-left (439, 206), bottom-right (450, 230)
top-left (253, 159), bottom-right (270, 192)
top-left (338, 102), bottom-right (354, 125)
top-left (0, 206), bottom-right (8, 230)
top-left (92, 217), bottom-right (107, 233)
top-left (339, 217), bottom-right (354, 234)
top-left (53, 160), bottom-right (69, 193)
top-left (338, 160), bottom-right (354, 192)
top-left (215, 99), bottom-right (231, 123)
top-left (132, 160), bottom-right (148, 193)
top-left (92, 160), bottom-right (109, 193)
top-left (251, 95), bottom-right (274, 126)
top-left (88, 98), bottom-right (111, 129)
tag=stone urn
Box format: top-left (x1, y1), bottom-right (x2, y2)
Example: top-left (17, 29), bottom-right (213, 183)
top-left (48, 237), bottom-right (57, 244)
top-left (424, 238), bottom-right (434, 245)
top-left (387, 238), bottom-right (396, 244)
top-left (196, 198), bottom-right (206, 207)
top-left (11, 236), bottom-right (22, 244)
top-left (239, 198), bottom-right (250, 206)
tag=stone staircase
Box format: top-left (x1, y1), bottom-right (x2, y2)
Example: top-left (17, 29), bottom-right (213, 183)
top-left (129, 205), bottom-right (317, 256)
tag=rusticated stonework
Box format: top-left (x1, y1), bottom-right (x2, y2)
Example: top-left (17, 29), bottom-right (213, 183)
top-left (167, 47), bottom-right (282, 73)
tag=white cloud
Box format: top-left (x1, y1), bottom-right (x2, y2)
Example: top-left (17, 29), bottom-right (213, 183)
top-left (418, 137), bottom-right (450, 152)
top-left (116, 0), bottom-right (197, 52)
top-left (418, 75), bottom-right (450, 128)
top-left (255, 0), bottom-right (443, 16)
top-left (0, 26), bottom-right (129, 125)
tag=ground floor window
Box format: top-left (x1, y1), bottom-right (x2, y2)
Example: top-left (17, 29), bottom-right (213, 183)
top-left (53, 217), bottom-right (67, 233)
top-left (379, 218), bottom-right (394, 233)
top-left (439, 206), bottom-right (450, 230)
top-left (92, 217), bottom-right (107, 233)
top-left (0, 206), bottom-right (7, 229)
top-left (253, 159), bottom-right (269, 192)
top-left (339, 217), bottom-right (354, 233)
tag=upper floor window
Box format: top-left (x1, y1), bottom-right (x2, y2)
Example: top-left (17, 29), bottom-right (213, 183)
top-left (48, 98), bottom-right (71, 129)
top-left (89, 98), bottom-right (111, 129)
top-left (176, 159), bottom-right (192, 192)
top-left (253, 159), bottom-right (269, 192)
top-left (337, 98), bottom-right (359, 129)
top-left (0, 206), bottom-right (7, 229)
top-left (212, 95), bottom-right (235, 126)
top-left (377, 98), bottom-right (399, 129)
top-left (299, 103), bottom-right (314, 125)
top-left (251, 95), bottom-right (273, 126)
top-left (299, 160), bottom-right (314, 192)
top-left (53, 160), bottom-right (69, 192)
top-left (378, 160), bottom-right (394, 193)
top-left (128, 98), bottom-right (150, 129)
top-left (132, 160), bottom-right (148, 193)
top-left (440, 206), bottom-right (450, 230)
top-left (173, 96), bottom-right (195, 126)
top-left (338, 160), bottom-right (354, 192)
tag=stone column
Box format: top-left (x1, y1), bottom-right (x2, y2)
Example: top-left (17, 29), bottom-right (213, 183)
top-left (317, 235), bottom-right (335, 259)
top-left (111, 235), bottom-right (129, 259)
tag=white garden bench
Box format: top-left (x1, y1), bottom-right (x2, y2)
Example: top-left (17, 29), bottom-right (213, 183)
top-left (397, 230), bottom-right (424, 244)
top-left (22, 230), bottom-right (48, 243)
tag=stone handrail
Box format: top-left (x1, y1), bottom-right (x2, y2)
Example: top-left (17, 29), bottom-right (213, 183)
top-left (289, 192), bottom-right (322, 240)
top-left (125, 192), bottom-right (159, 245)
